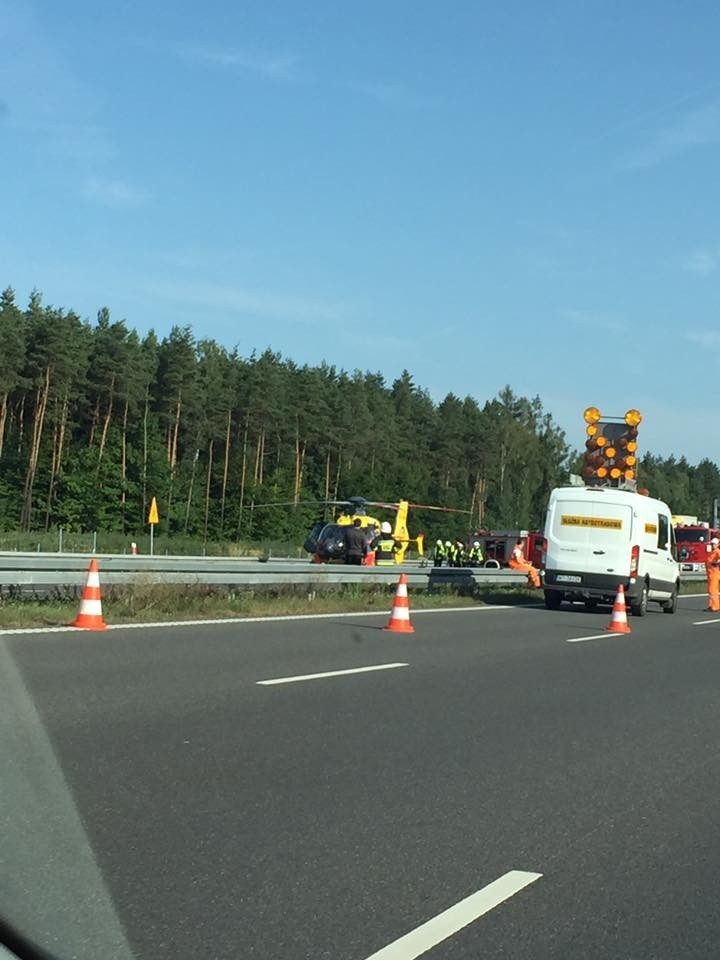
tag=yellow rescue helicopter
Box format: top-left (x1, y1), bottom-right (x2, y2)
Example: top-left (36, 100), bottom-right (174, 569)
top-left (252, 495), bottom-right (470, 563)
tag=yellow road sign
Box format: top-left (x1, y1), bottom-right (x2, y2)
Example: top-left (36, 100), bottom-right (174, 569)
top-left (148, 497), bottom-right (159, 525)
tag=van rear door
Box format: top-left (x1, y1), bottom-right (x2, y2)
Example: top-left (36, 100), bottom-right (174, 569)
top-left (645, 510), bottom-right (678, 594)
top-left (548, 494), bottom-right (633, 578)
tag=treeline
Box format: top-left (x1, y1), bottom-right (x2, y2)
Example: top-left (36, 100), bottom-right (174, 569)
top-left (628, 455), bottom-right (720, 522)
top-left (0, 286), bottom-right (716, 542)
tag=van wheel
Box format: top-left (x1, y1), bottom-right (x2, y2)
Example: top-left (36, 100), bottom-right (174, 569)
top-left (630, 583), bottom-right (648, 617)
top-left (544, 590), bottom-right (562, 610)
top-left (662, 586), bottom-right (678, 614)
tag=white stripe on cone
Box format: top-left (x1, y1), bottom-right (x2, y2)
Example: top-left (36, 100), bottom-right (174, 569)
top-left (390, 606), bottom-right (410, 620)
top-left (611, 600), bottom-right (628, 623)
top-left (87, 571), bottom-right (100, 588)
top-left (78, 599), bottom-right (103, 616)
top-left (397, 583), bottom-right (408, 598)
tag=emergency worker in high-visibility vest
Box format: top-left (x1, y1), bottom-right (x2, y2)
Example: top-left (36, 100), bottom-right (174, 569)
top-left (509, 538), bottom-right (541, 588)
top-left (706, 536), bottom-right (720, 612)
top-left (433, 539), bottom-right (446, 567)
top-left (372, 521), bottom-right (399, 566)
top-left (455, 539), bottom-right (468, 567)
top-left (467, 541), bottom-right (484, 567)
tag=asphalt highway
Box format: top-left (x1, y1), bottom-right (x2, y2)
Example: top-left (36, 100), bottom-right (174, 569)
top-left (4, 592), bottom-right (720, 959)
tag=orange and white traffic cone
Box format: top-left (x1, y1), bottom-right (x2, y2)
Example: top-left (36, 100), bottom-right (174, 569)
top-left (606, 584), bottom-right (631, 634)
top-left (384, 573), bottom-right (415, 633)
top-left (71, 558), bottom-right (108, 631)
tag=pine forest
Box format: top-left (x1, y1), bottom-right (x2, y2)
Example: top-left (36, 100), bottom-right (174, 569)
top-left (1, 286), bottom-right (718, 546)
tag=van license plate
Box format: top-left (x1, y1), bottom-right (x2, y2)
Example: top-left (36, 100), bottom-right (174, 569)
top-left (557, 574), bottom-right (581, 583)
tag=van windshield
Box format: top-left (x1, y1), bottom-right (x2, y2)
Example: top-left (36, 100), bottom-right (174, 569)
top-left (675, 530), bottom-right (709, 543)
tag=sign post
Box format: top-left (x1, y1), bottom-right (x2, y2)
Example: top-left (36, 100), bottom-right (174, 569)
top-left (148, 497), bottom-right (159, 556)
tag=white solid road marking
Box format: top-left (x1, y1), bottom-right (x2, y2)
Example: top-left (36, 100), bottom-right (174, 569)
top-left (566, 632), bottom-right (616, 643)
top-left (692, 618), bottom-right (720, 626)
top-left (257, 662), bottom-right (409, 686)
top-left (361, 870), bottom-right (542, 960)
top-left (0, 605), bottom-right (513, 637)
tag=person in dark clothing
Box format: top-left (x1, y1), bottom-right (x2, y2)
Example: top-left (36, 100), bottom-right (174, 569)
top-left (343, 518), bottom-right (367, 565)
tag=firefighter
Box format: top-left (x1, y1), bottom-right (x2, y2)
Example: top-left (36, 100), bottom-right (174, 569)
top-left (467, 540), bottom-right (484, 567)
top-left (433, 538), bottom-right (446, 567)
top-left (372, 521), bottom-right (399, 566)
top-left (453, 539), bottom-right (467, 567)
top-left (509, 538), bottom-right (541, 588)
top-left (706, 536), bottom-right (720, 612)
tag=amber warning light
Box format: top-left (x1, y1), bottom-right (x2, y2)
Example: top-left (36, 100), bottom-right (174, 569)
top-left (581, 407), bottom-right (642, 486)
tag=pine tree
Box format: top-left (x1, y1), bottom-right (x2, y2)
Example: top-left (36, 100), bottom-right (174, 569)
top-left (0, 287), bottom-right (26, 460)
top-left (155, 326), bottom-right (197, 531)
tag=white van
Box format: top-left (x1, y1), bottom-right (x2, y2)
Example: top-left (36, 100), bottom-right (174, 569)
top-left (542, 485), bottom-right (680, 616)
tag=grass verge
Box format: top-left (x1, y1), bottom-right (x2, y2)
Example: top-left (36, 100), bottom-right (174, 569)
top-left (0, 582), bottom-right (539, 630)
top-left (0, 579), bottom-right (705, 630)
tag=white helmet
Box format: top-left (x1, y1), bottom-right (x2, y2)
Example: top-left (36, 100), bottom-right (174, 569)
top-left (381, 521), bottom-right (392, 534)
top-left (712, 537), bottom-right (719, 545)
top-left (473, 541), bottom-right (480, 548)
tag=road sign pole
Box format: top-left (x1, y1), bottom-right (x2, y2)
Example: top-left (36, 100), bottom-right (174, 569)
top-left (148, 496), bottom-right (160, 557)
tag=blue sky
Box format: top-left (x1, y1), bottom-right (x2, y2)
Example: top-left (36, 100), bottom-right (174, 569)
top-left (2, 0), bottom-right (719, 461)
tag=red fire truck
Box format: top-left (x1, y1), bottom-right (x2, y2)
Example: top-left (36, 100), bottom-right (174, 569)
top-left (469, 530), bottom-right (546, 568)
top-left (674, 521), bottom-right (720, 574)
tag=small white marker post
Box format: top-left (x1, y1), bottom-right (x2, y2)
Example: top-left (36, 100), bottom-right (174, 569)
top-left (148, 497), bottom-right (159, 557)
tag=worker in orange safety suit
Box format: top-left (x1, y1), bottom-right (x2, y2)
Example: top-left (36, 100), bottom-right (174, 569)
top-left (706, 536), bottom-right (720, 612)
top-left (509, 538), bottom-right (541, 588)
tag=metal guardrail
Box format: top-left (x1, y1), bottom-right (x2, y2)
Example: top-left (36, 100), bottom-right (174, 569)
top-left (0, 552), bottom-right (527, 589)
top-left (0, 552), bottom-right (705, 591)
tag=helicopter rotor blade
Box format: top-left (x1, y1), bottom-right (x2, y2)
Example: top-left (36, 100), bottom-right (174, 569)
top-left (246, 498), bottom-right (470, 514)
top-left (334, 499), bottom-right (472, 515)
top-left (247, 500), bottom-right (330, 509)
top-left (407, 503), bottom-right (472, 514)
